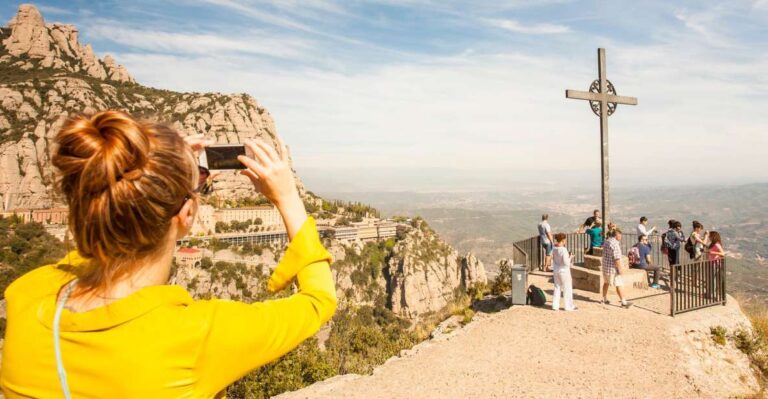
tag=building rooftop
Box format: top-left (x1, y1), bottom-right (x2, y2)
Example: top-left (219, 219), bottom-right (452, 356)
top-left (176, 247), bottom-right (201, 254)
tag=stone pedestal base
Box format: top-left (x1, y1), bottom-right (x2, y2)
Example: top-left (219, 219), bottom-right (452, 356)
top-left (571, 266), bottom-right (649, 293)
top-left (583, 254), bottom-right (628, 271)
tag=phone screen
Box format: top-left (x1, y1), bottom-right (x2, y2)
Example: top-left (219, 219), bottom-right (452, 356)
top-left (204, 145), bottom-right (246, 170)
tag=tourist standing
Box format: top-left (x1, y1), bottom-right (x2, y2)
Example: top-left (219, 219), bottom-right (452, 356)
top-left (538, 214), bottom-right (554, 272)
top-left (706, 231), bottom-right (725, 299)
top-left (708, 231), bottom-right (726, 263)
top-left (636, 216), bottom-right (656, 237)
top-left (601, 228), bottom-right (633, 308)
top-left (689, 221), bottom-right (709, 261)
top-left (551, 233), bottom-right (576, 311)
top-left (586, 221), bottom-right (603, 255)
top-left (664, 220), bottom-right (685, 266)
top-left (576, 217), bottom-right (594, 234)
top-left (629, 234), bottom-right (661, 288)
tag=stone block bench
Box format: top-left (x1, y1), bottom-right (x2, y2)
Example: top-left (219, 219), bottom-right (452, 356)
top-left (571, 266), bottom-right (649, 293)
top-left (584, 254), bottom-right (628, 271)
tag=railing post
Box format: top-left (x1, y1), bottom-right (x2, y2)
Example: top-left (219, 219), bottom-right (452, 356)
top-left (670, 263), bottom-right (676, 317)
top-left (722, 258), bottom-right (727, 306)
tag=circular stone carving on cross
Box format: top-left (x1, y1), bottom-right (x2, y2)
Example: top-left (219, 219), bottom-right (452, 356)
top-left (588, 79), bottom-right (617, 117)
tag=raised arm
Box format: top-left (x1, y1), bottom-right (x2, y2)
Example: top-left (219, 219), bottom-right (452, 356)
top-left (194, 217), bottom-right (337, 393)
top-left (194, 135), bottom-right (337, 393)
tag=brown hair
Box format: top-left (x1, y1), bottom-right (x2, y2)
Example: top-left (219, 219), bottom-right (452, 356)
top-left (553, 233), bottom-right (566, 243)
top-left (708, 231), bottom-right (722, 248)
top-left (52, 111), bottom-right (196, 295)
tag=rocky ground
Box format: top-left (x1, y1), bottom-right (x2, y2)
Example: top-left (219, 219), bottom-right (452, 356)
top-left (277, 273), bottom-right (763, 399)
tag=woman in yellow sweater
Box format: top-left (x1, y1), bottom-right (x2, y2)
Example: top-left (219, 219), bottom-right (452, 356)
top-left (0, 111), bottom-right (337, 398)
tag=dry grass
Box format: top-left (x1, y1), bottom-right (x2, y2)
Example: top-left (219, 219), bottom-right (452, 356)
top-left (412, 296), bottom-right (472, 341)
top-left (737, 299), bottom-right (768, 396)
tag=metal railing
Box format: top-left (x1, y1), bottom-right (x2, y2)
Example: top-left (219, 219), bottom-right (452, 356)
top-left (670, 258), bottom-right (727, 316)
top-left (513, 232), bottom-right (674, 273)
top-left (512, 243), bottom-right (528, 269)
top-left (512, 231), bottom-right (727, 316)
top-left (512, 236), bottom-right (541, 272)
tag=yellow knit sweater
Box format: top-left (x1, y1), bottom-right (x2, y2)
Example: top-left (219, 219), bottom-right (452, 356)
top-left (0, 217), bottom-right (336, 398)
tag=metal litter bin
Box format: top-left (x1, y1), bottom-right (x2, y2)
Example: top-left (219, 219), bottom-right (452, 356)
top-left (510, 265), bottom-right (528, 305)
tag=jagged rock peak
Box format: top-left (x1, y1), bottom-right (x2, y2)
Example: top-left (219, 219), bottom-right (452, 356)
top-left (1, 4), bottom-right (135, 83)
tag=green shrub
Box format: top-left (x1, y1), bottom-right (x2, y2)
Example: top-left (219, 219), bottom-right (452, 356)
top-left (226, 338), bottom-right (334, 399)
top-left (458, 308), bottom-right (474, 326)
top-left (733, 327), bottom-right (764, 356)
top-left (491, 260), bottom-right (513, 295)
top-left (0, 216), bottom-right (67, 299)
top-left (710, 325), bottom-right (727, 346)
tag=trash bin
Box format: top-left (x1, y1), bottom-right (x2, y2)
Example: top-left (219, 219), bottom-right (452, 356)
top-left (510, 265), bottom-right (528, 305)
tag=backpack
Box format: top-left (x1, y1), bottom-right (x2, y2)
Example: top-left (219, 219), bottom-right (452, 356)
top-left (628, 245), bottom-right (641, 265)
top-left (661, 232), bottom-right (669, 255)
top-left (684, 236), bottom-right (695, 257)
top-left (526, 284), bottom-right (547, 307)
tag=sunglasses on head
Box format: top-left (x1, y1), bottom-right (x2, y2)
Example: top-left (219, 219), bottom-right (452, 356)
top-left (195, 165), bottom-right (213, 195)
top-left (176, 165), bottom-right (213, 215)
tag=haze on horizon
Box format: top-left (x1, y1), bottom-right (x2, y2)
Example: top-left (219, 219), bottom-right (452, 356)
top-left (5, 0), bottom-right (766, 190)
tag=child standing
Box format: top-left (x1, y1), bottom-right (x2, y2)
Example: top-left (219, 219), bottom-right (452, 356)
top-left (552, 233), bottom-right (576, 311)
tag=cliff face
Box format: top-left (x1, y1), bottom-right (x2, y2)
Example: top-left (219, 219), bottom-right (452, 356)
top-left (0, 4), bottom-right (303, 209)
top-left (386, 219), bottom-right (487, 318)
top-left (172, 222), bottom-right (488, 319)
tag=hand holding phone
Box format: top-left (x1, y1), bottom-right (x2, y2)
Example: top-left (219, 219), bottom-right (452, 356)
top-left (203, 144), bottom-right (251, 170)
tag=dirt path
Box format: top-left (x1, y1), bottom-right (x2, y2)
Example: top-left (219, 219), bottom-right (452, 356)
top-left (277, 274), bottom-right (760, 399)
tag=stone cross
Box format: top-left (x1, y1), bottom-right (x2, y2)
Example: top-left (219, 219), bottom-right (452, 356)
top-left (565, 48), bottom-right (637, 237)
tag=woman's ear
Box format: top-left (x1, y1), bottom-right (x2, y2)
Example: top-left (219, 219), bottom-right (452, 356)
top-left (175, 197), bottom-right (198, 239)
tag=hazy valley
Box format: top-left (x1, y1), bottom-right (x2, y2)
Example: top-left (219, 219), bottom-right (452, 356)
top-left (321, 183), bottom-right (768, 307)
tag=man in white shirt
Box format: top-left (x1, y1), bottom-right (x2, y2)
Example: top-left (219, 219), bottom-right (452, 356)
top-left (636, 216), bottom-right (656, 236)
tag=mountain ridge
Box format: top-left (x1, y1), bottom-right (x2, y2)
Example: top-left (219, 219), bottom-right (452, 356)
top-left (0, 4), bottom-right (306, 209)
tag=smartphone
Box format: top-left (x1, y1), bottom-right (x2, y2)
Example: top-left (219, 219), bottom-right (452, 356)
top-left (202, 144), bottom-right (250, 170)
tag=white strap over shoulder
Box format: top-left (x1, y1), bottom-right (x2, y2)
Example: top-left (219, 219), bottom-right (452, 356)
top-left (54, 279), bottom-right (78, 399)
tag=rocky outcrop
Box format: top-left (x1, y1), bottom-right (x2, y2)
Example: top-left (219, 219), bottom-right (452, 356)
top-left (386, 219), bottom-right (487, 319)
top-left (0, 4), bottom-right (305, 209)
top-left (1, 4), bottom-right (133, 83)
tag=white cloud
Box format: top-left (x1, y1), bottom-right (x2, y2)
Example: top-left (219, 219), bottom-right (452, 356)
top-left (486, 18), bottom-right (569, 34)
top-left (116, 42), bottom-right (768, 189)
top-left (86, 23), bottom-right (312, 59)
top-left (82, 1), bottom-right (768, 190)
top-left (673, 9), bottom-right (734, 48)
top-left (37, 5), bottom-right (75, 15)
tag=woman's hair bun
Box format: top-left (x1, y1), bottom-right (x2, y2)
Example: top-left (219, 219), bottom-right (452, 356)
top-left (51, 111), bottom-right (197, 293)
top-left (54, 112), bottom-right (151, 194)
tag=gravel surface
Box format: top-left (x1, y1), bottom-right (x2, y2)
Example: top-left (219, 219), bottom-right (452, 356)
top-left (277, 274), bottom-right (761, 399)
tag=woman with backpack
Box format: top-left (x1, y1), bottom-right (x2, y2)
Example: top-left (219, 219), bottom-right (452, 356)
top-left (551, 233), bottom-right (576, 311)
top-left (688, 221), bottom-right (708, 261)
top-left (664, 220), bottom-right (685, 266)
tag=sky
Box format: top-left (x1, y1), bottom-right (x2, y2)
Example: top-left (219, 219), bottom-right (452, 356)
top-left (2, 0), bottom-right (767, 192)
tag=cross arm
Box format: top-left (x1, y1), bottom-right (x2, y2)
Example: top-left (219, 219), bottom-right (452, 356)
top-left (565, 90), bottom-right (598, 101)
top-left (566, 89), bottom-right (638, 105)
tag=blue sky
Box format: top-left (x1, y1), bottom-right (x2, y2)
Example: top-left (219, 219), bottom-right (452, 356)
top-left (3, 1), bottom-right (767, 191)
